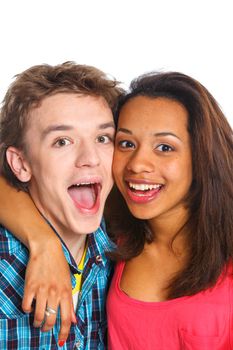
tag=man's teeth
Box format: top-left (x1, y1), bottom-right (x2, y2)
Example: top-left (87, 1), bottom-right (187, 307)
top-left (75, 182), bottom-right (95, 187)
top-left (128, 183), bottom-right (161, 191)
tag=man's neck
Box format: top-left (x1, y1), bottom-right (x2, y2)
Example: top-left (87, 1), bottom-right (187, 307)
top-left (34, 209), bottom-right (88, 265)
top-left (63, 233), bottom-right (87, 265)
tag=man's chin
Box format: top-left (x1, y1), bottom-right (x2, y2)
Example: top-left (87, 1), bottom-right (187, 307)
top-left (73, 213), bottom-right (103, 235)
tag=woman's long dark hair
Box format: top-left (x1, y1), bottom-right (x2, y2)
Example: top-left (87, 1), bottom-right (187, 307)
top-left (105, 71), bottom-right (233, 299)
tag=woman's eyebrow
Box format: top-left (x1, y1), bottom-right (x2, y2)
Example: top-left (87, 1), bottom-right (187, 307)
top-left (117, 129), bottom-right (181, 141)
top-left (153, 132), bottom-right (181, 140)
top-left (116, 128), bottom-right (132, 134)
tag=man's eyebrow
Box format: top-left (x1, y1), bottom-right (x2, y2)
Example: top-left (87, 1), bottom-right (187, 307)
top-left (42, 125), bottom-right (74, 138)
top-left (98, 122), bottom-right (115, 129)
top-left (42, 121), bottom-right (115, 138)
top-left (117, 128), bottom-right (181, 140)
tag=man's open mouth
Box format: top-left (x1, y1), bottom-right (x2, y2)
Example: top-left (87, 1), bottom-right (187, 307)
top-left (68, 182), bottom-right (101, 211)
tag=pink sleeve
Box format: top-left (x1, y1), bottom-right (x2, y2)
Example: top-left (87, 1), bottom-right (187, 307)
top-left (230, 276), bottom-right (233, 349)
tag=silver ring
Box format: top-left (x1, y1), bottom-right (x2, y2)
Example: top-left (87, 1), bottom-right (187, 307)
top-left (45, 306), bottom-right (57, 317)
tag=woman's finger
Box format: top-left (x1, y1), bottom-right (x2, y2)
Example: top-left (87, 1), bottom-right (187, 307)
top-left (33, 288), bottom-right (48, 327)
top-left (41, 302), bottom-right (58, 332)
top-left (58, 297), bottom-right (75, 345)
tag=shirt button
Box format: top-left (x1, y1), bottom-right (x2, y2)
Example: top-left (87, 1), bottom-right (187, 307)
top-left (75, 340), bottom-right (81, 349)
top-left (95, 255), bottom-right (102, 263)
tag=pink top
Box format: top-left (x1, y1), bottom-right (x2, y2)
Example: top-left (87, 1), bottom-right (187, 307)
top-left (107, 261), bottom-right (233, 350)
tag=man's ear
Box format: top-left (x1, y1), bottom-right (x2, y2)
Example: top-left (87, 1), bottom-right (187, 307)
top-left (6, 146), bottom-right (32, 182)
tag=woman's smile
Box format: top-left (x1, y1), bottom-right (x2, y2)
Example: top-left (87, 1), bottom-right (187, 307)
top-left (113, 96), bottom-right (193, 222)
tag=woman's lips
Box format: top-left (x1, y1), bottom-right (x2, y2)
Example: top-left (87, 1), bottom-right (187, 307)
top-left (125, 181), bottom-right (163, 204)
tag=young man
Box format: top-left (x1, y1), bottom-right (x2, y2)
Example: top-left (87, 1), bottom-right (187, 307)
top-left (0, 62), bottom-right (122, 349)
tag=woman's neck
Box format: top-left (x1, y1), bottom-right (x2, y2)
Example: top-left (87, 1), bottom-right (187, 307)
top-left (148, 206), bottom-right (190, 252)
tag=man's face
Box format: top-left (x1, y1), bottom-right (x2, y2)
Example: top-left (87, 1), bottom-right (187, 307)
top-left (20, 93), bottom-right (115, 238)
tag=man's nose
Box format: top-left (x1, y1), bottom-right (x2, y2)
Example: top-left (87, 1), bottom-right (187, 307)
top-left (74, 141), bottom-right (100, 168)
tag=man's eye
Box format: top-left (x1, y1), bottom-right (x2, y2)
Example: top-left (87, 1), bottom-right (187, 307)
top-left (54, 138), bottom-right (71, 147)
top-left (97, 135), bottom-right (113, 144)
top-left (156, 144), bottom-right (173, 152)
top-left (118, 140), bottom-right (135, 149)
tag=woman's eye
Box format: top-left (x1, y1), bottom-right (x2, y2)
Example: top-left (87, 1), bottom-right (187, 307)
top-left (118, 140), bottom-right (135, 149)
top-left (97, 135), bottom-right (113, 144)
top-left (156, 144), bottom-right (173, 152)
top-left (54, 138), bottom-right (71, 147)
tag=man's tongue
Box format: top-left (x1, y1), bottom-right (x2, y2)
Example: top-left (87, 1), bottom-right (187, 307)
top-left (68, 185), bottom-right (96, 209)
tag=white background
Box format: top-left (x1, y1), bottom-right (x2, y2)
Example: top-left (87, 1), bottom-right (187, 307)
top-left (0, 0), bottom-right (232, 126)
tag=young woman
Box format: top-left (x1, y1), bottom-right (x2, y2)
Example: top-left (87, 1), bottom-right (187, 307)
top-left (0, 72), bottom-right (233, 349)
top-left (106, 72), bottom-right (233, 349)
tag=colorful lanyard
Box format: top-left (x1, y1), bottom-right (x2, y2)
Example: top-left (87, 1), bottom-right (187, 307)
top-left (72, 243), bottom-right (87, 295)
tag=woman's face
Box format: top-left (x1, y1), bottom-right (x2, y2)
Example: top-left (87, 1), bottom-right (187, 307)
top-left (113, 96), bottom-right (193, 224)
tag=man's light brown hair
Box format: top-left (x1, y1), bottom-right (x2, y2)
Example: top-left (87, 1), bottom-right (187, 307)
top-left (0, 61), bottom-right (123, 190)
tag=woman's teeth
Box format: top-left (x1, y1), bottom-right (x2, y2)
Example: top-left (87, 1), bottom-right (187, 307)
top-left (128, 183), bottom-right (161, 191)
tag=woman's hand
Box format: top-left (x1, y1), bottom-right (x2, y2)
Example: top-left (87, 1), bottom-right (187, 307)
top-left (23, 234), bottom-right (76, 344)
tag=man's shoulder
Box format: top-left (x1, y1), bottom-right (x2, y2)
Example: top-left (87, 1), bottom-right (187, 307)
top-left (88, 225), bottom-right (114, 258)
top-left (92, 218), bottom-right (115, 250)
top-left (86, 220), bottom-right (115, 276)
top-left (0, 226), bottom-right (28, 318)
top-left (0, 225), bottom-right (26, 255)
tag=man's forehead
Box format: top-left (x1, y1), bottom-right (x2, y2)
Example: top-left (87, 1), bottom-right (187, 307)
top-left (26, 93), bottom-right (114, 132)
top-left (35, 92), bottom-right (109, 107)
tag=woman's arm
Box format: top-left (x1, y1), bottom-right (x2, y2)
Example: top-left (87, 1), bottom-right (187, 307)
top-left (0, 175), bottom-right (75, 343)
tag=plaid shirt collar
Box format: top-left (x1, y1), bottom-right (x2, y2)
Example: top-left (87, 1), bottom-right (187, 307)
top-left (56, 219), bottom-right (114, 275)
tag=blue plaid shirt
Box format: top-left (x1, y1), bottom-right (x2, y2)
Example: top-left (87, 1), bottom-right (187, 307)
top-left (0, 220), bottom-right (114, 350)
